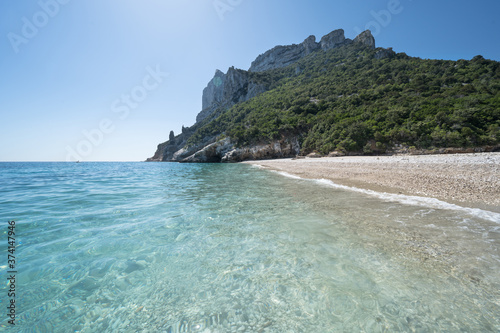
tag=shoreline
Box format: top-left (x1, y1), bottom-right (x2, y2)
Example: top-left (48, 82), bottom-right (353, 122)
top-left (244, 152), bottom-right (500, 213)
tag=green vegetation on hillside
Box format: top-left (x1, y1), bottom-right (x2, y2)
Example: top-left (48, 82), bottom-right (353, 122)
top-left (188, 44), bottom-right (500, 154)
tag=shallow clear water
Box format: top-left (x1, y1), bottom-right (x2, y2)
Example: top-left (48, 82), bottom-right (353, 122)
top-left (0, 162), bottom-right (499, 332)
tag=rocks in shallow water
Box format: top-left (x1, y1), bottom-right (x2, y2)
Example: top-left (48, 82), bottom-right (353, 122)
top-left (68, 277), bottom-right (99, 296)
top-left (88, 259), bottom-right (114, 278)
top-left (109, 259), bottom-right (147, 275)
top-left (113, 276), bottom-right (132, 291)
top-left (124, 260), bottom-right (145, 274)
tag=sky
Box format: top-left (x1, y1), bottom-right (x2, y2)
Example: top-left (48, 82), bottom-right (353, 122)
top-left (1, 0), bottom-right (499, 162)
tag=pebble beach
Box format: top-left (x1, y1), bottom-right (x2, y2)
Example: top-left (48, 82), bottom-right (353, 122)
top-left (245, 153), bottom-right (500, 211)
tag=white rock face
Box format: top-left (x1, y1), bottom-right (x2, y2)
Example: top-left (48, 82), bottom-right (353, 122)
top-left (248, 29), bottom-right (372, 73)
top-left (201, 69), bottom-right (226, 111)
top-left (353, 30), bottom-right (375, 49)
top-left (320, 29), bottom-right (352, 51)
top-left (197, 67), bottom-right (267, 123)
top-left (179, 137), bottom-right (301, 163)
top-left (249, 35), bottom-right (320, 72)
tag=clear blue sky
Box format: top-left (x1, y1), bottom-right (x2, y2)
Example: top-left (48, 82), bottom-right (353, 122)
top-left (1, 0), bottom-right (499, 161)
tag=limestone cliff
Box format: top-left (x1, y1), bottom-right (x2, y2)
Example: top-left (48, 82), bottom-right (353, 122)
top-left (249, 35), bottom-right (320, 72)
top-left (249, 29), bottom-right (362, 72)
top-left (353, 30), bottom-right (376, 49)
top-left (197, 67), bottom-right (267, 123)
top-left (320, 29), bottom-right (352, 51)
top-left (147, 29), bottom-right (378, 163)
top-left (181, 137), bottom-right (301, 163)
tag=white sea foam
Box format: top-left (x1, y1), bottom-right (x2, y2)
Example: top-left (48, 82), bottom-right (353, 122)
top-left (249, 164), bottom-right (302, 179)
top-left (270, 170), bottom-right (500, 224)
top-left (276, 171), bottom-right (302, 179)
top-left (249, 164), bottom-right (266, 169)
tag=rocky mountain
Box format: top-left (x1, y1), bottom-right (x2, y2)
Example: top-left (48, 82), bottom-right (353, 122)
top-left (147, 28), bottom-right (499, 162)
top-left (248, 29), bottom-right (375, 72)
top-left (148, 29), bottom-right (382, 162)
top-left (198, 28), bottom-right (374, 124)
top-left (197, 67), bottom-right (267, 123)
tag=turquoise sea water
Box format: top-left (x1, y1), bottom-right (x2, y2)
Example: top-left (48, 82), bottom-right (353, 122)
top-left (0, 162), bottom-right (499, 332)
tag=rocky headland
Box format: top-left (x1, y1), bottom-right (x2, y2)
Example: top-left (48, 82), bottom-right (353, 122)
top-left (147, 29), bottom-right (388, 163)
top-left (147, 28), bottom-right (498, 164)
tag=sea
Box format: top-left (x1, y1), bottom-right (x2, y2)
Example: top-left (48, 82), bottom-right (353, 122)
top-left (0, 162), bottom-right (499, 332)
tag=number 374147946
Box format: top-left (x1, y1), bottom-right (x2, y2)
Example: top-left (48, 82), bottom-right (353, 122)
top-left (7, 221), bottom-right (16, 270)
